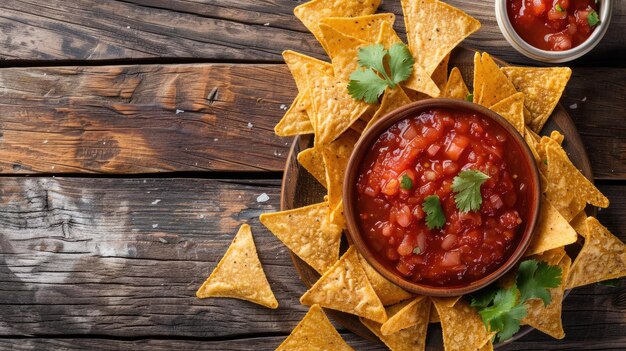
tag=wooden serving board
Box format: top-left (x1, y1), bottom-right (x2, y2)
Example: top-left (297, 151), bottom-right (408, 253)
top-left (280, 47), bottom-right (594, 349)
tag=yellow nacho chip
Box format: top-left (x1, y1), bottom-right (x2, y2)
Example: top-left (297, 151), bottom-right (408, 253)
top-left (305, 64), bottom-right (369, 146)
top-left (320, 13), bottom-right (395, 44)
top-left (323, 130), bottom-right (360, 212)
top-left (471, 52), bottom-right (482, 104)
top-left (566, 217), bottom-right (626, 289)
top-left (283, 50), bottom-right (333, 93)
top-left (489, 92), bottom-right (525, 136)
top-left (297, 147), bottom-right (327, 188)
top-left (196, 224), bottom-right (278, 309)
top-left (524, 196), bottom-right (578, 256)
top-left (357, 252), bottom-right (414, 306)
top-left (523, 127), bottom-right (541, 162)
top-left (550, 130), bottom-right (564, 144)
top-left (429, 301), bottom-right (440, 323)
top-left (260, 202), bottom-right (342, 274)
top-left (274, 92), bottom-right (314, 136)
top-left (401, 0), bottom-right (480, 75)
top-left (501, 67), bottom-right (572, 132)
top-left (442, 67), bottom-right (470, 100)
top-left (521, 253), bottom-right (571, 339)
top-left (320, 24), bottom-right (370, 82)
top-left (376, 21), bottom-right (439, 97)
top-left (380, 296), bottom-right (430, 335)
top-left (479, 340), bottom-right (494, 351)
top-left (365, 85), bottom-right (412, 131)
top-left (276, 304), bottom-right (355, 351)
top-left (330, 199), bottom-right (347, 229)
top-left (293, 0), bottom-right (381, 54)
top-left (432, 53), bottom-right (450, 91)
top-left (433, 297), bottom-right (494, 351)
top-left (361, 300), bottom-right (430, 351)
top-left (475, 52), bottom-right (517, 107)
top-left (301, 247), bottom-right (387, 323)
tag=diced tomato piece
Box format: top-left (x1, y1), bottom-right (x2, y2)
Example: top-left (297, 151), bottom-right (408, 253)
top-left (426, 144), bottom-right (441, 157)
top-left (381, 178), bottom-right (400, 196)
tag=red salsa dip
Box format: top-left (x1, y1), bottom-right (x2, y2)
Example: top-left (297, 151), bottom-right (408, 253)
top-left (355, 108), bottom-right (533, 287)
top-left (507, 0), bottom-right (600, 51)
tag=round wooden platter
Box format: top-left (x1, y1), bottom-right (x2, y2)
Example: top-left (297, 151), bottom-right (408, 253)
top-left (280, 46), bottom-right (594, 349)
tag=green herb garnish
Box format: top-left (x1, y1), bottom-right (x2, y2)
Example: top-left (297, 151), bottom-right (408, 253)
top-left (555, 4), bottom-right (564, 12)
top-left (452, 170), bottom-right (490, 212)
top-left (400, 174), bottom-right (413, 190)
top-left (517, 260), bottom-right (562, 305)
top-left (422, 195), bottom-right (445, 230)
top-left (413, 247), bottom-right (422, 255)
top-left (348, 43), bottom-right (414, 104)
top-left (588, 10), bottom-right (600, 27)
top-left (466, 93), bottom-right (474, 102)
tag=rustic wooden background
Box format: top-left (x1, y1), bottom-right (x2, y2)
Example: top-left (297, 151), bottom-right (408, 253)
top-left (0, 1), bottom-right (623, 350)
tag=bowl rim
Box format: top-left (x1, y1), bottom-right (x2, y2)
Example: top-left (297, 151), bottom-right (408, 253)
top-left (342, 98), bottom-right (542, 297)
top-left (495, 0), bottom-right (613, 63)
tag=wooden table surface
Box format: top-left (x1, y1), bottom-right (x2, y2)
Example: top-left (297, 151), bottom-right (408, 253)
top-left (0, 1), bottom-right (623, 350)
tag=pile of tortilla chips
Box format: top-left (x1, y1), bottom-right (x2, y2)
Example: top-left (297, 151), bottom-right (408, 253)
top-left (196, 0), bottom-right (625, 349)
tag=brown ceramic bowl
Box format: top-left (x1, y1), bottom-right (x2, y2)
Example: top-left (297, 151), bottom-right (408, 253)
top-left (343, 98), bottom-right (541, 297)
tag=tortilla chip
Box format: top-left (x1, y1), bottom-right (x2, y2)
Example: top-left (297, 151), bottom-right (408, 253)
top-left (380, 296), bottom-right (430, 335)
top-left (357, 252), bottom-right (414, 306)
top-left (196, 224), bottom-right (278, 309)
top-left (566, 217), bottom-right (626, 289)
top-left (489, 92), bottom-right (525, 136)
top-left (544, 142), bottom-right (609, 221)
top-left (260, 201), bottom-right (342, 274)
top-left (401, 0), bottom-right (480, 75)
top-left (301, 247), bottom-right (387, 323)
top-left (521, 253), bottom-right (571, 339)
top-left (376, 21), bottom-right (439, 97)
top-left (501, 67), bottom-right (572, 132)
top-left (275, 92), bottom-right (314, 136)
top-left (320, 13), bottom-right (395, 44)
top-left (361, 300), bottom-right (430, 351)
top-left (442, 67), bottom-right (470, 100)
top-left (322, 130), bottom-right (359, 212)
top-left (475, 53), bottom-right (517, 107)
top-left (320, 24), bottom-right (370, 82)
top-left (523, 127), bottom-right (541, 162)
top-left (283, 50), bottom-right (333, 93)
top-left (276, 304), bottom-right (355, 351)
top-left (432, 53), bottom-right (450, 91)
top-left (297, 147), bottom-right (327, 188)
top-left (429, 302), bottom-right (440, 323)
top-left (433, 297), bottom-right (494, 351)
top-left (569, 211), bottom-right (588, 233)
top-left (550, 130), bottom-right (564, 144)
top-left (524, 196), bottom-right (578, 256)
top-left (330, 200), bottom-right (347, 229)
top-left (526, 127), bottom-right (541, 142)
top-left (479, 340), bottom-right (494, 351)
top-left (305, 64), bottom-right (369, 146)
top-left (293, 0), bottom-right (381, 54)
top-left (365, 85), bottom-right (412, 131)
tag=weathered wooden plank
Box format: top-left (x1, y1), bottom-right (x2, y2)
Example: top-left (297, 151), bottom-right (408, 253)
top-left (0, 178), bottom-right (623, 343)
top-left (0, 0), bottom-right (623, 66)
top-left (0, 64), bottom-right (623, 178)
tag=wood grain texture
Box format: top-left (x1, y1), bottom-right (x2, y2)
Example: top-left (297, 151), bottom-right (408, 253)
top-left (0, 64), bottom-right (623, 178)
top-left (0, 0), bottom-right (624, 66)
top-left (0, 177), bottom-right (623, 349)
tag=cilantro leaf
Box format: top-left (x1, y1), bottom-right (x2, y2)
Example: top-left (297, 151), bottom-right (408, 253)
top-left (422, 195), bottom-right (445, 230)
top-left (400, 174), bottom-right (413, 190)
top-left (555, 4), bottom-right (564, 12)
top-left (588, 10), bottom-right (600, 27)
top-left (516, 259), bottom-right (562, 306)
top-left (452, 170), bottom-right (490, 212)
top-left (357, 44), bottom-right (392, 84)
top-left (470, 285), bottom-right (498, 309)
top-left (477, 287), bottom-right (527, 343)
top-left (387, 43), bottom-right (414, 87)
top-left (347, 68), bottom-right (388, 104)
top-left (466, 93), bottom-right (473, 102)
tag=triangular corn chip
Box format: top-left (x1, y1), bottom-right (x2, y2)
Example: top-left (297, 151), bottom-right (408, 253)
top-left (301, 247), bottom-right (387, 323)
top-left (276, 304), bottom-right (355, 351)
top-left (361, 300), bottom-right (430, 351)
top-left (323, 130), bottom-right (359, 212)
top-left (501, 67), bottom-right (572, 132)
top-left (260, 202), bottom-right (342, 274)
top-left (380, 296), bottom-right (430, 335)
top-left (297, 147), bottom-right (327, 188)
top-left (442, 67), bottom-right (470, 100)
top-left (376, 21), bottom-right (439, 97)
top-left (294, 0), bottom-right (381, 54)
top-left (550, 130), bottom-right (565, 144)
top-left (196, 224), bottom-right (278, 309)
top-left (274, 92), bottom-right (314, 136)
top-left (489, 92), bottom-right (525, 136)
top-left (365, 85), bottom-right (412, 131)
top-left (429, 301), bottom-right (440, 323)
top-left (475, 52), bottom-right (517, 107)
top-left (566, 217), bottom-right (626, 289)
top-left (472, 52), bottom-right (482, 104)
top-left (524, 196), bottom-right (578, 256)
top-left (320, 24), bottom-right (370, 82)
top-left (320, 13), bottom-right (395, 43)
top-left (357, 252), bottom-right (413, 306)
top-left (521, 253), bottom-right (571, 339)
top-left (305, 64), bottom-right (369, 146)
top-left (283, 50), bottom-right (333, 93)
top-left (479, 340), bottom-right (494, 351)
top-left (432, 53), bottom-right (450, 91)
top-left (401, 0), bottom-right (480, 75)
top-left (433, 297), bottom-right (494, 351)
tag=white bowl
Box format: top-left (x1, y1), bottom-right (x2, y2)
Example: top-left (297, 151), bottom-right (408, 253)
top-left (495, 0), bottom-right (613, 63)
